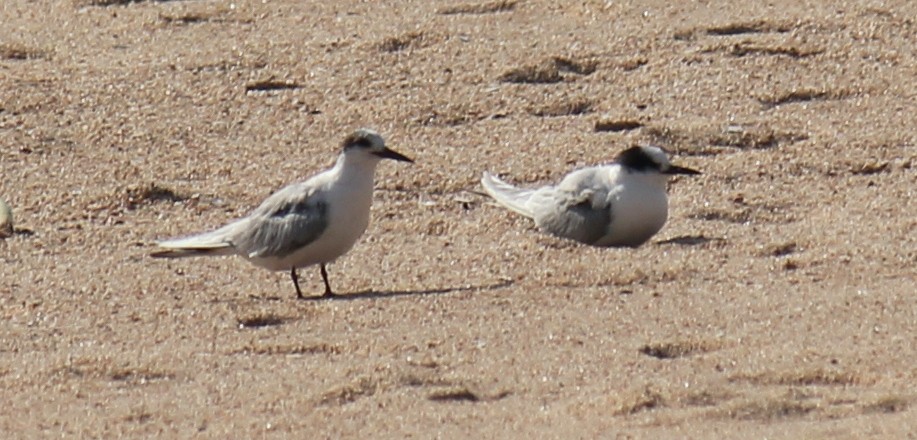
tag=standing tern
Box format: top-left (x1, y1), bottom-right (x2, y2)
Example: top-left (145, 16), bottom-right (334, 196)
top-left (151, 128), bottom-right (413, 299)
top-left (481, 145), bottom-right (699, 247)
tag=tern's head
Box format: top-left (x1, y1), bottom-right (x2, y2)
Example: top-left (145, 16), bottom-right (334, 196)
top-left (614, 145), bottom-right (700, 176)
top-left (341, 128), bottom-right (413, 164)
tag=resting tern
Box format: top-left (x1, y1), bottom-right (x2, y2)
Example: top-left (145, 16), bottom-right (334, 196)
top-left (481, 145), bottom-right (699, 247)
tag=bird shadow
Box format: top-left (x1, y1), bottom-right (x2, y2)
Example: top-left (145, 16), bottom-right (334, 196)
top-left (3, 227), bottom-right (36, 238)
top-left (241, 279), bottom-right (515, 302)
top-left (655, 234), bottom-right (724, 246)
top-left (303, 279), bottom-right (516, 301)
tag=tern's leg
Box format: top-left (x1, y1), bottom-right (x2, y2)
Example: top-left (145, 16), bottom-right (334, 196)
top-left (320, 264), bottom-right (334, 297)
top-left (290, 268), bottom-right (304, 299)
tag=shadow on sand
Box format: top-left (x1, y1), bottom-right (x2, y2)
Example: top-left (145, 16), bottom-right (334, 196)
top-left (656, 234), bottom-right (725, 246)
top-left (302, 279), bottom-right (515, 301)
top-left (243, 279), bottom-right (515, 302)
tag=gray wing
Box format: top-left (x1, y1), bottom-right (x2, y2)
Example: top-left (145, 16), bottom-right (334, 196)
top-left (532, 189), bottom-right (612, 245)
top-left (531, 168), bottom-right (613, 245)
top-left (231, 186), bottom-right (329, 259)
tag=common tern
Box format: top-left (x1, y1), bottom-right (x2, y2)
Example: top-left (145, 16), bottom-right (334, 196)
top-left (481, 145), bottom-right (699, 247)
top-left (151, 128), bottom-right (413, 299)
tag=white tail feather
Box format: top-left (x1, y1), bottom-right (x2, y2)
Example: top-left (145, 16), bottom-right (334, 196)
top-left (151, 227), bottom-right (236, 258)
top-left (480, 172), bottom-right (535, 218)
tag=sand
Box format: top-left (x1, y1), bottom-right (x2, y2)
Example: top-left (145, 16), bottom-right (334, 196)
top-left (1, 0), bottom-right (915, 437)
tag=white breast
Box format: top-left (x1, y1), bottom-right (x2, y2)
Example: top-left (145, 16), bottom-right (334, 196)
top-left (593, 172), bottom-right (669, 247)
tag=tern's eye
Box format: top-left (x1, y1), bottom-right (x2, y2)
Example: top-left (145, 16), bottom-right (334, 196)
top-left (353, 138), bottom-right (373, 149)
top-left (344, 136), bottom-right (374, 150)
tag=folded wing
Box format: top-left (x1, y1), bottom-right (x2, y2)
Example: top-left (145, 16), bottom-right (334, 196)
top-left (233, 188), bottom-right (330, 259)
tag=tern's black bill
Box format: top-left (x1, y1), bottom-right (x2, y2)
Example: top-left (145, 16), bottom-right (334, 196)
top-left (664, 165), bottom-right (701, 175)
top-left (374, 147), bottom-right (414, 163)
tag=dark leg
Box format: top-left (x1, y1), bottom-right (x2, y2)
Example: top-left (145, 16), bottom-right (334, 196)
top-left (320, 264), bottom-right (334, 297)
top-left (291, 268), bottom-right (304, 299)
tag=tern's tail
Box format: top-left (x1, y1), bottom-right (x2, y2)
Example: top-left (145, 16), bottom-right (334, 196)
top-left (150, 227), bottom-right (236, 259)
top-left (481, 172), bottom-right (535, 219)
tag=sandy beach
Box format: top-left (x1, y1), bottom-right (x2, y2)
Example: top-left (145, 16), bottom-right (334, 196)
top-left (1, 0), bottom-right (915, 437)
